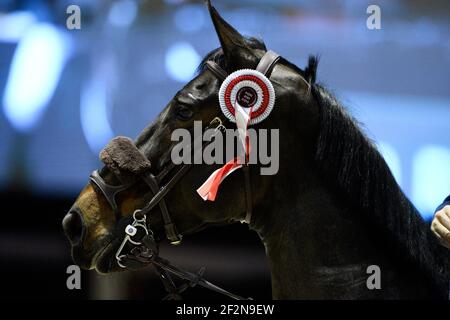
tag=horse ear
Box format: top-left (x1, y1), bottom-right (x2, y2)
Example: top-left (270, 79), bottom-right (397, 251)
top-left (206, 0), bottom-right (255, 70)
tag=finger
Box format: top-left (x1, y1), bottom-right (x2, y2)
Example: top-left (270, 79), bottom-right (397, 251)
top-left (435, 208), bottom-right (450, 230)
top-left (443, 206), bottom-right (450, 218)
top-left (431, 220), bottom-right (450, 248)
top-left (431, 221), bottom-right (443, 240)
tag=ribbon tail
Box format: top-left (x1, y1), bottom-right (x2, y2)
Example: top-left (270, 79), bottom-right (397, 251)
top-left (197, 159), bottom-right (242, 201)
top-left (235, 102), bottom-right (251, 158)
top-left (197, 104), bottom-right (252, 202)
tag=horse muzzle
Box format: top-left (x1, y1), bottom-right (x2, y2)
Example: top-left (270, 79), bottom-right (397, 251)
top-left (62, 207), bottom-right (85, 246)
top-left (62, 207), bottom-right (96, 269)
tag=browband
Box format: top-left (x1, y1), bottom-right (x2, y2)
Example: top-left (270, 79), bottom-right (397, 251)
top-left (256, 50), bottom-right (281, 76)
top-left (205, 61), bottom-right (227, 81)
top-left (205, 50), bottom-right (281, 80)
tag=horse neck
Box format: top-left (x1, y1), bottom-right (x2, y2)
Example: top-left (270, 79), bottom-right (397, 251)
top-left (251, 171), bottom-right (373, 298)
top-left (250, 168), bottom-right (447, 299)
top-left (249, 169), bottom-right (356, 298)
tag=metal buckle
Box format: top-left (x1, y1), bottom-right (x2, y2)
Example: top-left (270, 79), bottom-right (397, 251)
top-left (209, 117), bottom-right (225, 134)
top-left (116, 210), bottom-right (152, 268)
top-left (209, 116), bottom-right (222, 128)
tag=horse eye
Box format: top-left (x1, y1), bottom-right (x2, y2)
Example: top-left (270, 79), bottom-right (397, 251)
top-left (175, 105), bottom-right (194, 121)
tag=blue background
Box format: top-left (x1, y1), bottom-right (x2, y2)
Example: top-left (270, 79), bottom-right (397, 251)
top-left (0, 0), bottom-right (449, 220)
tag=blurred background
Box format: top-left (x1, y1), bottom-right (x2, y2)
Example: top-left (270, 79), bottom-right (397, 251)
top-left (0, 0), bottom-right (449, 299)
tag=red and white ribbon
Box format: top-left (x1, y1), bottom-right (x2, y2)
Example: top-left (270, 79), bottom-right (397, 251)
top-left (197, 69), bottom-right (275, 201)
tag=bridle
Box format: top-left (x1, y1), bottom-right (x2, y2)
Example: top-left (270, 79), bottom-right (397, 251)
top-left (88, 50), bottom-right (282, 300)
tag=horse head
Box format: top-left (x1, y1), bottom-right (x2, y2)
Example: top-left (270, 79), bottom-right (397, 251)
top-left (62, 1), bottom-right (317, 275)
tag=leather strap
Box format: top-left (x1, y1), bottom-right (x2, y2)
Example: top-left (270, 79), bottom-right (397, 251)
top-left (150, 255), bottom-right (249, 300)
top-left (142, 172), bottom-right (181, 244)
top-left (245, 50), bottom-right (279, 224)
top-left (256, 50), bottom-right (280, 77)
top-left (154, 266), bottom-right (183, 300)
top-left (242, 165), bottom-right (252, 224)
top-left (89, 170), bottom-right (129, 221)
top-left (206, 61), bottom-right (228, 81)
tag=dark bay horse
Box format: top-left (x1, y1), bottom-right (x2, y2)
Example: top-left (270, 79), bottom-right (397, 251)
top-left (62, 2), bottom-right (449, 299)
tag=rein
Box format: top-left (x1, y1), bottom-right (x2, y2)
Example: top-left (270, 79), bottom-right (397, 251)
top-left (89, 51), bottom-right (281, 300)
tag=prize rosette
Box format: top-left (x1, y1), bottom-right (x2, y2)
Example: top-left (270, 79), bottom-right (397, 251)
top-left (218, 69), bottom-right (275, 125)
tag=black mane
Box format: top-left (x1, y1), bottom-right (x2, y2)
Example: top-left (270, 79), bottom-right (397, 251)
top-left (311, 83), bottom-right (450, 293)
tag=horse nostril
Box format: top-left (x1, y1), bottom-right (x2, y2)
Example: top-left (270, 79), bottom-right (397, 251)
top-left (62, 210), bottom-right (85, 245)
